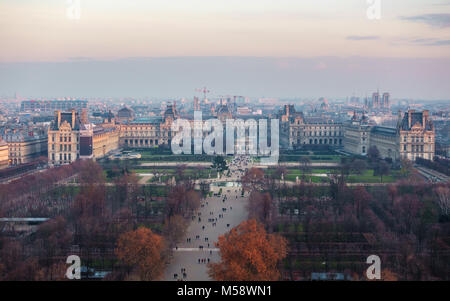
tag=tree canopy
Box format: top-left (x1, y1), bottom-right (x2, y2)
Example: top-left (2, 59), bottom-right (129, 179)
top-left (115, 227), bottom-right (165, 281)
top-left (208, 219), bottom-right (288, 281)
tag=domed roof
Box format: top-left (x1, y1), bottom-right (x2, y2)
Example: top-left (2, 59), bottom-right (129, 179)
top-left (217, 104), bottom-right (230, 114)
top-left (163, 104), bottom-right (178, 119)
top-left (361, 114), bottom-right (369, 124)
top-left (117, 106), bottom-right (133, 118)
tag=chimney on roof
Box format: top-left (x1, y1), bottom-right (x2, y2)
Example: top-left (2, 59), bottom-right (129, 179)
top-left (396, 110), bottom-right (402, 129)
top-left (422, 110), bottom-right (429, 129)
top-left (81, 108), bottom-right (88, 125)
top-left (56, 110), bottom-right (61, 128)
top-left (71, 109), bottom-right (76, 128)
top-left (408, 109), bottom-right (414, 129)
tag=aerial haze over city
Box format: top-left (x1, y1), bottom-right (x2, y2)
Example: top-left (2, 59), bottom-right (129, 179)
top-left (0, 0), bottom-right (449, 289)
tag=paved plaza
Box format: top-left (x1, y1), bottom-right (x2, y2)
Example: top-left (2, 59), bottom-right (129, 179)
top-left (163, 156), bottom-right (251, 281)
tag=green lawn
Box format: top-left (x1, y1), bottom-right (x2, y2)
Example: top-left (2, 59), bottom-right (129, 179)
top-left (278, 154), bottom-right (343, 162)
top-left (139, 153), bottom-right (214, 162)
top-left (266, 168), bottom-right (401, 183)
top-left (346, 169), bottom-right (398, 183)
top-left (132, 168), bottom-right (212, 182)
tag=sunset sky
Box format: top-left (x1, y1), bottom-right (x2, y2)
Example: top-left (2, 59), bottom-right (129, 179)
top-left (0, 1), bottom-right (449, 99)
top-left (1, 0), bottom-right (449, 61)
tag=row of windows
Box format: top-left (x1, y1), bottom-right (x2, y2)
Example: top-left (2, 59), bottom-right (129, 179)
top-left (51, 144), bottom-right (73, 151)
top-left (124, 139), bottom-right (160, 145)
top-left (51, 135), bottom-right (73, 142)
top-left (403, 136), bottom-right (432, 143)
top-left (10, 158), bottom-right (23, 165)
top-left (123, 132), bottom-right (170, 137)
top-left (295, 138), bottom-right (342, 145)
top-left (292, 131), bottom-right (342, 137)
top-left (303, 126), bottom-right (340, 130)
top-left (403, 145), bottom-right (428, 152)
top-left (51, 153), bottom-right (72, 161)
top-left (404, 153), bottom-right (433, 160)
top-left (125, 127), bottom-right (159, 131)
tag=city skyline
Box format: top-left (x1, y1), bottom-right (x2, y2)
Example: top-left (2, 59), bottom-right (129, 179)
top-left (0, 0), bottom-right (449, 285)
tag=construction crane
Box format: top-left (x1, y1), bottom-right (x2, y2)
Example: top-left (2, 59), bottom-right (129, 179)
top-left (195, 87), bottom-right (210, 100)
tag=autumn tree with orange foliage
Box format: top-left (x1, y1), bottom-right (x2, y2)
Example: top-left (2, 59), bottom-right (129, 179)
top-left (208, 219), bottom-right (288, 281)
top-left (115, 227), bottom-right (166, 281)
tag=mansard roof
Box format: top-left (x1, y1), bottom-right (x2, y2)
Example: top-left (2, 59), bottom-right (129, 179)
top-left (51, 111), bottom-right (81, 130)
top-left (371, 126), bottom-right (397, 137)
top-left (399, 111), bottom-right (433, 131)
top-left (128, 117), bottom-right (164, 125)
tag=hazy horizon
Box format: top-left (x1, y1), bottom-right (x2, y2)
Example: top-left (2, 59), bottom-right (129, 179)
top-left (1, 56), bottom-right (450, 100)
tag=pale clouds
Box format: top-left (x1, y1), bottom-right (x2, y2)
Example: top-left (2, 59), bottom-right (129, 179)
top-left (400, 13), bottom-right (450, 28)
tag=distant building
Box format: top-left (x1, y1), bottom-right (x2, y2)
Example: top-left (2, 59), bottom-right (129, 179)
top-left (368, 91), bottom-right (390, 109)
top-left (342, 110), bottom-right (435, 161)
top-left (21, 99), bottom-right (87, 113)
top-left (236, 107), bottom-right (252, 115)
top-left (398, 110), bottom-right (435, 161)
top-left (216, 104), bottom-right (233, 122)
top-left (48, 110), bottom-right (81, 165)
top-left (382, 92), bottom-right (390, 109)
top-left (369, 126), bottom-right (398, 160)
top-left (282, 104), bottom-right (435, 162)
top-left (48, 109), bottom-right (121, 165)
top-left (372, 92), bottom-right (380, 109)
top-left (343, 112), bottom-right (371, 156)
top-left (0, 139), bottom-right (9, 169)
top-left (117, 106), bottom-right (134, 122)
top-left (79, 123), bottom-right (120, 160)
top-left (280, 105), bottom-right (343, 149)
top-left (3, 129), bottom-right (47, 166)
top-left (119, 104), bottom-right (177, 148)
top-left (319, 98), bottom-right (329, 111)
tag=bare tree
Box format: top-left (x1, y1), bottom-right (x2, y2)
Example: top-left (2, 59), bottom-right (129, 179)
top-left (298, 156), bottom-right (311, 180)
top-left (434, 185), bottom-right (450, 216)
